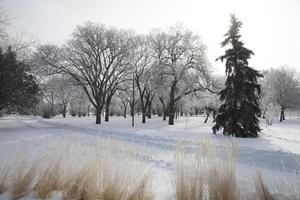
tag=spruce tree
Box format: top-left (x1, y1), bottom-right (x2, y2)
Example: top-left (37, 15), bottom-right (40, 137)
top-left (0, 46), bottom-right (39, 111)
top-left (212, 14), bottom-right (263, 138)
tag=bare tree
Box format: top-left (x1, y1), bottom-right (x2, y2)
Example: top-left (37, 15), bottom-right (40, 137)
top-left (70, 87), bottom-right (89, 117)
top-left (145, 85), bottom-right (156, 119)
top-left (34, 22), bottom-right (133, 124)
top-left (116, 90), bottom-right (129, 118)
top-left (0, 8), bottom-right (35, 62)
top-left (259, 70), bottom-right (271, 118)
top-left (9, 31), bottom-right (37, 63)
top-left (40, 82), bottom-right (57, 118)
top-left (151, 25), bottom-right (213, 125)
top-left (120, 81), bottom-right (139, 118)
top-left (104, 80), bottom-right (123, 122)
top-left (46, 76), bottom-right (76, 118)
top-left (154, 73), bottom-right (170, 120)
top-left (266, 67), bottom-right (300, 122)
top-left (131, 35), bottom-right (155, 123)
top-left (0, 7), bottom-right (9, 42)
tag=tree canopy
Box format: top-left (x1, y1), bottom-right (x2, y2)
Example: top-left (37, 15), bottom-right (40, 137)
top-left (0, 47), bottom-right (39, 111)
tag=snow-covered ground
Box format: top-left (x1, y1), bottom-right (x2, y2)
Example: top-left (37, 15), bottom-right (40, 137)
top-left (1, 114), bottom-right (300, 199)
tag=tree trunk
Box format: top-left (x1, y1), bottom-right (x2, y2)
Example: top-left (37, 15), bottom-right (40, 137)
top-left (123, 105), bottom-right (127, 118)
top-left (204, 114), bottom-right (209, 123)
top-left (157, 106), bottom-right (162, 117)
top-left (162, 105), bottom-right (169, 121)
top-left (163, 113), bottom-right (166, 121)
top-left (280, 107), bottom-right (285, 122)
top-left (169, 102), bottom-right (175, 125)
top-left (130, 102), bottom-right (134, 117)
top-left (87, 104), bottom-right (90, 117)
top-left (62, 105), bottom-right (67, 118)
top-left (147, 102), bottom-right (151, 119)
top-left (162, 103), bottom-right (167, 120)
top-left (105, 105), bottom-right (109, 121)
top-left (51, 92), bottom-right (54, 118)
top-left (96, 107), bottom-right (102, 124)
top-left (78, 105), bottom-right (82, 118)
top-left (141, 102), bottom-right (147, 123)
top-left (105, 96), bottom-right (112, 122)
top-left (168, 81), bottom-right (177, 125)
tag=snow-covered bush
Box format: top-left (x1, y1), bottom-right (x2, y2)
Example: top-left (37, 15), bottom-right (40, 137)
top-left (265, 103), bottom-right (280, 126)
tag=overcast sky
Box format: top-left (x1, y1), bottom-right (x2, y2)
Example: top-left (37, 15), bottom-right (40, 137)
top-left (1, 0), bottom-right (300, 74)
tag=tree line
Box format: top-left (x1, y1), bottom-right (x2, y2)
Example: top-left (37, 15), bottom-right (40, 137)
top-left (1, 10), bottom-right (300, 137)
top-left (33, 22), bottom-right (216, 125)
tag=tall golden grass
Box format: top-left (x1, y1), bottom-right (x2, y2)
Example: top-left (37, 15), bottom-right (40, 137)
top-left (34, 158), bottom-right (63, 199)
top-left (253, 173), bottom-right (276, 200)
top-left (173, 140), bottom-right (300, 200)
top-left (10, 160), bottom-right (38, 200)
top-left (0, 163), bottom-right (9, 194)
top-left (62, 155), bottom-right (152, 200)
top-left (1, 136), bottom-right (300, 200)
top-left (174, 140), bottom-right (239, 200)
top-left (0, 137), bottom-right (152, 200)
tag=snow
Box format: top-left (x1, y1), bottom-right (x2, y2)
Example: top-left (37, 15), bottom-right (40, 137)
top-left (1, 114), bottom-right (300, 199)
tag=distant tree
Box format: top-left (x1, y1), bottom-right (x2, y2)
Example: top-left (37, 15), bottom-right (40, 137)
top-left (70, 87), bottom-right (89, 117)
top-left (9, 31), bottom-right (37, 63)
top-left (258, 70), bottom-right (271, 118)
top-left (0, 8), bottom-right (9, 42)
top-left (34, 22), bottom-right (133, 124)
top-left (0, 9), bottom-right (35, 63)
top-left (123, 82), bottom-right (139, 118)
top-left (151, 25), bottom-right (212, 125)
top-left (131, 35), bottom-right (154, 123)
top-left (38, 86), bottom-right (57, 118)
top-left (44, 76), bottom-right (75, 118)
top-left (116, 90), bottom-right (129, 118)
top-left (266, 67), bottom-right (300, 122)
top-left (154, 70), bottom-right (170, 120)
top-left (0, 47), bottom-right (39, 112)
top-left (212, 15), bottom-right (263, 138)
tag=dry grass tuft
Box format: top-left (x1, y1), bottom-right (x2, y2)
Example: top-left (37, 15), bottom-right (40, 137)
top-left (174, 140), bottom-right (238, 200)
top-left (0, 163), bottom-right (10, 194)
top-left (127, 176), bottom-right (152, 200)
top-left (1, 137), bottom-right (154, 200)
top-left (254, 173), bottom-right (276, 200)
top-left (34, 158), bottom-right (63, 199)
top-left (174, 144), bottom-right (204, 200)
top-left (63, 156), bottom-right (152, 200)
top-left (174, 140), bottom-right (300, 200)
top-left (10, 162), bottom-right (37, 200)
top-left (63, 163), bottom-right (99, 200)
top-left (100, 184), bottom-right (124, 200)
top-left (207, 141), bottom-right (238, 200)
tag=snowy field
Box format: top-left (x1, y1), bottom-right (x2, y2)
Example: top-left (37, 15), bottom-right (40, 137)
top-left (1, 114), bottom-right (300, 199)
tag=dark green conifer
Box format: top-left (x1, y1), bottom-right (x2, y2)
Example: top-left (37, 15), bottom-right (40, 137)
top-left (213, 14), bottom-right (263, 137)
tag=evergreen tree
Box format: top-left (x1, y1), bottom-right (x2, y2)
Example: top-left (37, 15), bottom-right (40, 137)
top-left (212, 14), bottom-right (263, 137)
top-left (0, 46), bottom-right (39, 111)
